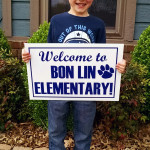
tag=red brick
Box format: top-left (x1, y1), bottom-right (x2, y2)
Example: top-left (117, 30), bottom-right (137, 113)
top-left (124, 44), bottom-right (135, 53)
top-left (18, 49), bottom-right (22, 59)
top-left (124, 53), bottom-right (132, 62)
top-left (10, 42), bottom-right (24, 49)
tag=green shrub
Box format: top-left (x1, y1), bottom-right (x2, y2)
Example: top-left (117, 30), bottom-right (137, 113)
top-left (0, 29), bottom-right (29, 131)
top-left (22, 21), bottom-right (50, 129)
top-left (24, 21), bottom-right (74, 130)
top-left (96, 62), bottom-right (149, 139)
top-left (132, 25), bottom-right (150, 120)
top-left (0, 29), bottom-right (10, 54)
top-left (0, 49), bottom-right (29, 131)
top-left (28, 21), bottom-right (50, 43)
top-left (132, 25), bottom-right (150, 70)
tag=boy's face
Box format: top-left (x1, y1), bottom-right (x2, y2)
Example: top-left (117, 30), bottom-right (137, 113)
top-left (69, 0), bottom-right (93, 17)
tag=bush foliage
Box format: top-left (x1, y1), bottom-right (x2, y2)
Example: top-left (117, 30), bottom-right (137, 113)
top-left (0, 28), bottom-right (10, 54)
top-left (22, 21), bottom-right (50, 129)
top-left (96, 62), bottom-right (149, 139)
top-left (0, 50), bottom-right (29, 131)
top-left (95, 26), bottom-right (150, 138)
top-left (132, 25), bottom-right (150, 70)
top-left (0, 29), bottom-right (29, 131)
top-left (24, 21), bottom-right (73, 130)
top-left (132, 25), bottom-right (150, 120)
top-left (28, 21), bottom-right (50, 43)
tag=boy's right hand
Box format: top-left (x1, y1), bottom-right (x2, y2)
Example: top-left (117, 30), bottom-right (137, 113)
top-left (22, 48), bottom-right (31, 63)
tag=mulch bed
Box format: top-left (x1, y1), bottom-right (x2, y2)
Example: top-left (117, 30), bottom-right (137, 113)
top-left (0, 122), bottom-right (150, 150)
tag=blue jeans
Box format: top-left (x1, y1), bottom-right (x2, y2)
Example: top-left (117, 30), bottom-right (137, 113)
top-left (48, 101), bottom-right (96, 150)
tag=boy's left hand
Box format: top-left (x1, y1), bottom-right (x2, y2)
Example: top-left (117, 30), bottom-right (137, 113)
top-left (116, 59), bottom-right (126, 73)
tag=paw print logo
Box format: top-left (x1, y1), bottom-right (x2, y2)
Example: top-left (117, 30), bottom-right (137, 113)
top-left (98, 64), bottom-right (114, 79)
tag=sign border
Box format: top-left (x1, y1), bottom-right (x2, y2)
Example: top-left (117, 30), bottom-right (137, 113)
top-left (28, 46), bottom-right (119, 99)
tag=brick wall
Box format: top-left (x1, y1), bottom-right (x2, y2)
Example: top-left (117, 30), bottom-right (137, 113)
top-left (9, 40), bottom-right (136, 62)
top-left (9, 41), bottom-right (26, 59)
top-left (124, 44), bottom-right (136, 62)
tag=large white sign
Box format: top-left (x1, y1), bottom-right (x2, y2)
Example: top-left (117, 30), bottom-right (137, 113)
top-left (25, 43), bottom-right (124, 101)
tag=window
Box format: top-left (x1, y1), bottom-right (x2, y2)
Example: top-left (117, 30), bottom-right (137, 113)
top-left (48, 0), bottom-right (117, 28)
top-left (47, 0), bottom-right (134, 40)
top-left (89, 0), bottom-right (117, 28)
top-left (49, 0), bottom-right (70, 20)
top-left (31, 0), bottom-right (136, 41)
top-left (1, 0), bottom-right (136, 42)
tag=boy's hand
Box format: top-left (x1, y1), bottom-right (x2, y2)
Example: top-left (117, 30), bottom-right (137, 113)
top-left (116, 59), bottom-right (126, 74)
top-left (22, 48), bottom-right (31, 63)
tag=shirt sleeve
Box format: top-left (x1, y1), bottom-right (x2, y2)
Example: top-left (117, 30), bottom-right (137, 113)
top-left (96, 21), bottom-right (106, 43)
top-left (47, 20), bottom-right (54, 43)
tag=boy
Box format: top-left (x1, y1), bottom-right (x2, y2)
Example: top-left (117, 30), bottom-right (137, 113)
top-left (22, 0), bottom-right (126, 149)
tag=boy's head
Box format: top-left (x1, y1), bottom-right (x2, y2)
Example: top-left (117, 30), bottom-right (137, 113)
top-left (68, 0), bottom-right (94, 17)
